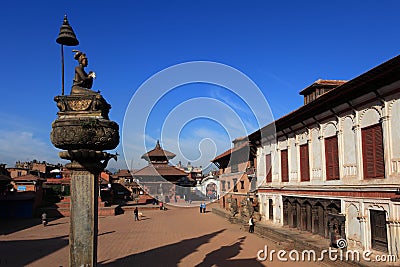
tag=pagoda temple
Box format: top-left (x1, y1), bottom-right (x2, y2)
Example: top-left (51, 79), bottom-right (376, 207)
top-left (132, 141), bottom-right (188, 203)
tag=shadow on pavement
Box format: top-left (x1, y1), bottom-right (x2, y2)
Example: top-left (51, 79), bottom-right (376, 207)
top-left (137, 218), bottom-right (150, 221)
top-left (46, 221), bottom-right (68, 227)
top-left (0, 218), bottom-right (42, 235)
top-left (99, 230), bottom-right (116, 236)
top-left (197, 236), bottom-right (245, 266)
top-left (0, 235), bottom-right (68, 266)
top-left (195, 236), bottom-right (263, 266)
top-left (99, 230), bottom-right (263, 266)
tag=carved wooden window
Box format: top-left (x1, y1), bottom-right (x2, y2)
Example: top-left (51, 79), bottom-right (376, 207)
top-left (281, 149), bottom-right (289, 182)
top-left (240, 180), bottom-right (244, 189)
top-left (265, 153), bottom-right (272, 182)
top-left (362, 123), bottom-right (385, 179)
top-left (325, 136), bottom-right (340, 180)
top-left (300, 144), bottom-right (310, 181)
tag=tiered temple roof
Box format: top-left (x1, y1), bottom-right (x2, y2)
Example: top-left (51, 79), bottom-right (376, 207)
top-left (132, 141), bottom-right (187, 183)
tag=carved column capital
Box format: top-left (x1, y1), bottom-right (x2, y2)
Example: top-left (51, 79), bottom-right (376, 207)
top-left (352, 124), bottom-right (360, 132)
top-left (60, 149), bottom-right (117, 173)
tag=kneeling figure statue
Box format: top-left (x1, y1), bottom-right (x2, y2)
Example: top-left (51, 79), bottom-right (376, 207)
top-left (71, 50), bottom-right (97, 95)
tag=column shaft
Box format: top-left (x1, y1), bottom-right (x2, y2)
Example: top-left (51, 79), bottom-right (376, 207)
top-left (69, 166), bottom-right (99, 267)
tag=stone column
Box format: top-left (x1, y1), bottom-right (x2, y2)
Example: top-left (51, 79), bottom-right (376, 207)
top-left (51, 93), bottom-right (119, 267)
top-left (358, 213), bottom-right (368, 251)
top-left (387, 219), bottom-right (400, 258)
top-left (380, 115), bottom-right (391, 177)
top-left (60, 151), bottom-right (111, 266)
top-left (352, 123), bottom-right (363, 181)
top-left (311, 206), bottom-right (318, 234)
top-left (300, 205), bottom-right (307, 231)
top-left (325, 206), bottom-right (332, 238)
top-left (337, 129), bottom-right (344, 178)
top-left (283, 201), bottom-right (288, 226)
top-left (72, 170), bottom-right (97, 265)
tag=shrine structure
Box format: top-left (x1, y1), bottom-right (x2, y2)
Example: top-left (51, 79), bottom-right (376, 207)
top-left (132, 141), bottom-right (188, 203)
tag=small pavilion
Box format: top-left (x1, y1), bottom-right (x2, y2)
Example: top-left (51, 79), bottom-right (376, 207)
top-left (132, 141), bottom-right (188, 203)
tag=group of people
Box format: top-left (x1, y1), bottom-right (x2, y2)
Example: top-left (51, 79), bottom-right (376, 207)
top-left (199, 202), bottom-right (207, 213)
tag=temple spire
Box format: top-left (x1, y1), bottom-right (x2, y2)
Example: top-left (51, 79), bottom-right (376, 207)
top-left (141, 140), bottom-right (176, 163)
top-left (155, 140), bottom-right (161, 149)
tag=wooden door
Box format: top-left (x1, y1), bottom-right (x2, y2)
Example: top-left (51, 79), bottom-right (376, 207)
top-left (370, 210), bottom-right (388, 252)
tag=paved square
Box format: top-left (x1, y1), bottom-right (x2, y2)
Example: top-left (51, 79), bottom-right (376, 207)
top-left (1, 204), bottom-right (322, 266)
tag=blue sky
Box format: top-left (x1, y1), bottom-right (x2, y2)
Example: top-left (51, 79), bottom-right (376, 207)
top-left (1, 1), bottom-right (400, 171)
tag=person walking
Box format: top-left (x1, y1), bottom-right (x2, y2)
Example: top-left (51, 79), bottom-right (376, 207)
top-left (248, 217), bottom-right (254, 233)
top-left (203, 202), bottom-right (207, 213)
top-left (200, 203), bottom-right (203, 213)
top-left (41, 211), bottom-right (48, 226)
top-left (134, 207), bottom-right (140, 221)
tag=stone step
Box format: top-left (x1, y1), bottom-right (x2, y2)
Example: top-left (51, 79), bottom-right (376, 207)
top-left (121, 205), bottom-right (160, 211)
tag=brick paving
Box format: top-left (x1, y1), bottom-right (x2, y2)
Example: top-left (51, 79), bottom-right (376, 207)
top-left (0, 203), bottom-right (323, 267)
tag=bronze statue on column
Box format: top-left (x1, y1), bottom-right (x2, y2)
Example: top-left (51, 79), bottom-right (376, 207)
top-left (51, 15), bottom-right (119, 267)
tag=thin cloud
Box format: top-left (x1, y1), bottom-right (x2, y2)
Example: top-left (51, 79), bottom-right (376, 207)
top-left (0, 130), bottom-right (64, 166)
top-left (162, 127), bottom-right (228, 169)
top-left (209, 87), bottom-right (254, 116)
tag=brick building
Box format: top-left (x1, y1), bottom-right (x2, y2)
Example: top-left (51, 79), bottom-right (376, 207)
top-left (212, 137), bottom-right (257, 213)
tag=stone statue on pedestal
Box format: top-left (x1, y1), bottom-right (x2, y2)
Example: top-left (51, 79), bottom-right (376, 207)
top-left (71, 50), bottom-right (97, 95)
top-left (51, 47), bottom-right (119, 267)
top-left (51, 48), bottom-right (118, 150)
